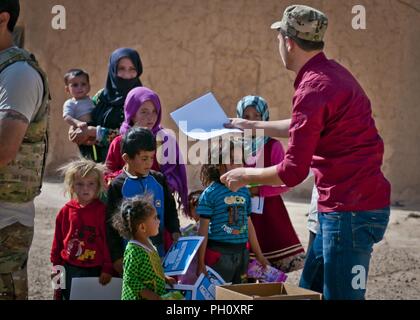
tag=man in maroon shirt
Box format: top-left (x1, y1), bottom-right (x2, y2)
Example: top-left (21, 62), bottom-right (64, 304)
top-left (221, 5), bottom-right (391, 300)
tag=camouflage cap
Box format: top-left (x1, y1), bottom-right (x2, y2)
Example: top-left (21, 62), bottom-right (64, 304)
top-left (271, 5), bottom-right (328, 42)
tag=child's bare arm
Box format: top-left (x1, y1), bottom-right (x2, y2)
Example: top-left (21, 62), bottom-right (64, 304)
top-left (248, 217), bottom-right (269, 267)
top-left (140, 289), bottom-right (162, 300)
top-left (112, 259), bottom-right (123, 275)
top-left (197, 218), bottom-right (210, 276)
top-left (64, 114), bottom-right (87, 128)
top-left (165, 276), bottom-right (177, 286)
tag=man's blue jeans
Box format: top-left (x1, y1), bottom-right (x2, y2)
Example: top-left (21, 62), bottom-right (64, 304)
top-left (299, 207), bottom-right (390, 300)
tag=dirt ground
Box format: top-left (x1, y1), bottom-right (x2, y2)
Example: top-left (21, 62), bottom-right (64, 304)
top-left (28, 182), bottom-right (420, 300)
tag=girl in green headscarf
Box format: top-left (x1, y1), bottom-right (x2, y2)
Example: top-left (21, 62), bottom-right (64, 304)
top-left (237, 95), bottom-right (305, 272)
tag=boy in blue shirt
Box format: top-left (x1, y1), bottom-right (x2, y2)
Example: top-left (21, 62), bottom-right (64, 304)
top-left (106, 128), bottom-right (180, 275)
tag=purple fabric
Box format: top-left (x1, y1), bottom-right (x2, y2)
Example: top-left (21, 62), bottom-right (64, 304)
top-left (120, 87), bottom-right (162, 135)
top-left (120, 87), bottom-right (190, 216)
top-left (246, 140), bottom-right (290, 197)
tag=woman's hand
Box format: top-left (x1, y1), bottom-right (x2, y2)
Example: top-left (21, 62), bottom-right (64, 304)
top-left (68, 126), bottom-right (97, 145)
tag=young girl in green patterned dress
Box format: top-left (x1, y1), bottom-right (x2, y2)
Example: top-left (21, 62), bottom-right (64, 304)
top-left (112, 196), bottom-right (176, 300)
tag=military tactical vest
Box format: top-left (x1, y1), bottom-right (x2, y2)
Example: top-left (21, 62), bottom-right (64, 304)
top-left (0, 47), bottom-right (50, 203)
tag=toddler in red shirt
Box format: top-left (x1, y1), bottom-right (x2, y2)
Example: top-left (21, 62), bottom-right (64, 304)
top-left (50, 159), bottom-right (113, 300)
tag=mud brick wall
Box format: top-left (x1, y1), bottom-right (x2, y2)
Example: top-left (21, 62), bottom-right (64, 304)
top-left (19, 0), bottom-right (420, 205)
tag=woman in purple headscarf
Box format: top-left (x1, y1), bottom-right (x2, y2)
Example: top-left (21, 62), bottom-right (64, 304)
top-left (105, 87), bottom-right (190, 219)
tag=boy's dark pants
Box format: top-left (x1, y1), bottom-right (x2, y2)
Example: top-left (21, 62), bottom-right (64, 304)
top-left (206, 242), bottom-right (249, 284)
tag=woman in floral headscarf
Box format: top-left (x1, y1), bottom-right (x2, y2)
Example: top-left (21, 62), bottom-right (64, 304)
top-left (237, 95), bottom-right (305, 272)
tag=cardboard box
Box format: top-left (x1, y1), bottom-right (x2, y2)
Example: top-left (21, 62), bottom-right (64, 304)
top-left (216, 282), bottom-right (322, 300)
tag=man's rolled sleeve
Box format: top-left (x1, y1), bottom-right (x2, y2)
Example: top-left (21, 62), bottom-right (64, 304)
top-left (277, 84), bottom-right (326, 187)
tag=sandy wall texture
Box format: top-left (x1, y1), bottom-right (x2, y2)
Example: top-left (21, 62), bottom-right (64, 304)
top-left (18, 0), bottom-right (420, 205)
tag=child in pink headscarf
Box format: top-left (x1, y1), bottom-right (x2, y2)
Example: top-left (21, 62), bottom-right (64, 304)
top-left (105, 87), bottom-right (190, 223)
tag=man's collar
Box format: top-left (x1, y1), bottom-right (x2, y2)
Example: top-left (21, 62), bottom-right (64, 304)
top-left (294, 52), bottom-right (327, 89)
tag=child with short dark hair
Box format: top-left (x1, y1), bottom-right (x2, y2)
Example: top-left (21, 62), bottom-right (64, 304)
top-left (63, 68), bottom-right (97, 159)
top-left (106, 127), bottom-right (181, 275)
top-left (112, 196), bottom-right (176, 300)
top-left (196, 141), bottom-right (269, 283)
top-left (63, 69), bottom-right (94, 129)
top-left (50, 158), bottom-right (113, 300)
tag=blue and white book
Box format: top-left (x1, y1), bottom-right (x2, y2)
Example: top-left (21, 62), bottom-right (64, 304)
top-left (163, 236), bottom-right (204, 276)
top-left (164, 266), bottom-right (227, 300)
top-left (193, 266), bottom-right (226, 300)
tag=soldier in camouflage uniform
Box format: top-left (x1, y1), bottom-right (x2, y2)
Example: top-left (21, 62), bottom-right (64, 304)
top-left (0, 0), bottom-right (50, 300)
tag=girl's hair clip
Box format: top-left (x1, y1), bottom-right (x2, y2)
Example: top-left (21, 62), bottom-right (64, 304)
top-left (123, 206), bottom-right (132, 218)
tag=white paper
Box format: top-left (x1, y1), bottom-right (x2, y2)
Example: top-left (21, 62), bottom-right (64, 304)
top-left (170, 92), bottom-right (242, 140)
top-left (251, 196), bottom-right (264, 214)
top-left (70, 277), bottom-right (122, 300)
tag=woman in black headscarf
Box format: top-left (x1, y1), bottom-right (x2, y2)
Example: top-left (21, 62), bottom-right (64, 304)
top-left (70, 48), bottom-right (143, 162)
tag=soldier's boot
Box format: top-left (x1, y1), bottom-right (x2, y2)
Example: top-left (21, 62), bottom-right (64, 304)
top-left (0, 273), bottom-right (14, 300)
top-left (0, 262), bottom-right (29, 300)
top-left (0, 223), bottom-right (33, 300)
